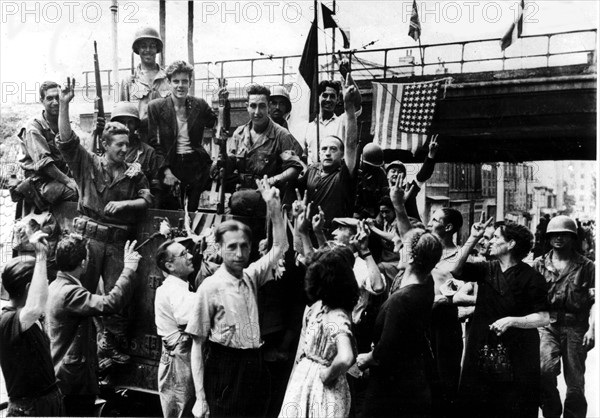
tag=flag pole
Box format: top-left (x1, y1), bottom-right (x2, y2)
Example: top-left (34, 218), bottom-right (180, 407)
top-left (314, 0), bottom-right (320, 162)
top-left (418, 37), bottom-right (425, 76)
top-left (331, 0), bottom-right (336, 79)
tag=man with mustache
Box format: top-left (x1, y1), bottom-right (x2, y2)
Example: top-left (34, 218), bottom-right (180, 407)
top-left (57, 77), bottom-right (153, 367)
top-left (148, 60), bottom-right (219, 211)
top-left (15, 81), bottom-right (78, 211)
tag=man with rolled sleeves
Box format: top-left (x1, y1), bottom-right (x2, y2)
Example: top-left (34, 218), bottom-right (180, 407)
top-left (57, 77), bottom-right (153, 365)
top-left (535, 215), bottom-right (595, 418)
top-left (186, 179), bottom-right (289, 418)
top-left (15, 81), bottom-right (78, 210)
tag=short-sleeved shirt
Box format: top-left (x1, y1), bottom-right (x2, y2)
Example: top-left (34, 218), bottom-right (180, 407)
top-left (154, 275), bottom-right (196, 347)
top-left (301, 109), bottom-right (362, 165)
top-left (57, 131), bottom-right (153, 225)
top-left (120, 64), bottom-right (171, 122)
top-left (299, 161), bottom-right (355, 230)
top-left (534, 250), bottom-right (595, 321)
top-left (185, 256), bottom-right (277, 349)
top-left (18, 111), bottom-right (70, 180)
top-left (229, 118), bottom-right (303, 180)
top-left (0, 307), bottom-right (56, 398)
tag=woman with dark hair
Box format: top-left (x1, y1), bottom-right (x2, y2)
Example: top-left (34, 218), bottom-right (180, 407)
top-left (279, 246), bottom-right (359, 418)
top-left (451, 222), bottom-right (550, 418)
top-left (357, 228), bottom-right (443, 418)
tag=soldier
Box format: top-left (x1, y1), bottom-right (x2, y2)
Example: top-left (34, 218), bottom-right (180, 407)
top-left (268, 85), bottom-right (292, 130)
top-left (354, 142), bottom-right (388, 219)
top-left (14, 81), bottom-right (78, 211)
top-left (57, 77), bottom-right (153, 365)
top-left (535, 216), bottom-right (595, 418)
top-left (110, 101), bottom-right (161, 196)
top-left (148, 60), bottom-right (216, 211)
top-left (227, 84), bottom-right (304, 212)
top-left (120, 27), bottom-right (171, 141)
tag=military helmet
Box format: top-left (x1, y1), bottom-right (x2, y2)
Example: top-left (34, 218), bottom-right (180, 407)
top-left (546, 215), bottom-right (578, 236)
top-left (361, 143), bottom-right (384, 167)
top-left (132, 27), bottom-right (164, 54)
top-left (110, 102), bottom-right (140, 122)
top-left (270, 85), bottom-right (292, 112)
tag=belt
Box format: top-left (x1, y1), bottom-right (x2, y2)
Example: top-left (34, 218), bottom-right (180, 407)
top-left (9, 383), bottom-right (59, 401)
top-left (73, 217), bottom-right (132, 243)
top-left (175, 153), bottom-right (198, 162)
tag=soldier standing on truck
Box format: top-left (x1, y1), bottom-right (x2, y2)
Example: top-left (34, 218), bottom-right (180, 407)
top-left (47, 235), bottom-right (141, 417)
top-left (110, 101), bottom-right (161, 196)
top-left (120, 27), bottom-right (171, 142)
top-left (14, 81), bottom-right (78, 211)
top-left (57, 77), bottom-right (153, 366)
top-left (227, 84), bottom-right (304, 211)
top-left (186, 177), bottom-right (289, 418)
top-left (154, 239), bottom-right (198, 418)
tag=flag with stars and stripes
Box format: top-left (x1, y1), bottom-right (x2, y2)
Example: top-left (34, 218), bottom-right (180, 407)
top-left (370, 79), bottom-right (447, 154)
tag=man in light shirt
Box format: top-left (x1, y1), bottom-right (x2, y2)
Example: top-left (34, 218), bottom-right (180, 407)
top-left (186, 178), bottom-right (289, 418)
top-left (154, 239), bottom-right (197, 418)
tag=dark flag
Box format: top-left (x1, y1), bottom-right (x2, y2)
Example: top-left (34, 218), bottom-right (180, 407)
top-left (501, 0), bottom-right (524, 51)
top-left (408, 0), bottom-right (421, 41)
top-left (299, 18), bottom-right (319, 120)
top-left (321, 3), bottom-right (350, 49)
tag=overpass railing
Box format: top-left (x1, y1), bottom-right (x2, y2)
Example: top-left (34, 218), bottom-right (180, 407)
top-left (83, 28), bottom-right (596, 102)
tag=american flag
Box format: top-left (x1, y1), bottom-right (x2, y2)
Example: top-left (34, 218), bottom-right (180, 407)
top-left (370, 80), bottom-right (446, 154)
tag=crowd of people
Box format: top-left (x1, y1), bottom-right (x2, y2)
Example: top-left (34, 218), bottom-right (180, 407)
top-left (0, 26), bottom-right (596, 418)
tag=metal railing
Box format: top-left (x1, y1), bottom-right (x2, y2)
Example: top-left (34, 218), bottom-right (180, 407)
top-left (82, 28), bottom-right (596, 102)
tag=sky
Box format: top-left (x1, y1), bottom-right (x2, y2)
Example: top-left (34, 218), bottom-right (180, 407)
top-left (0, 0), bottom-right (598, 106)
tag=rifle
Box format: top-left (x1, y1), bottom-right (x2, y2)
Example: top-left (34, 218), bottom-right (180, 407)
top-left (215, 78), bottom-right (231, 215)
top-left (92, 41), bottom-right (105, 155)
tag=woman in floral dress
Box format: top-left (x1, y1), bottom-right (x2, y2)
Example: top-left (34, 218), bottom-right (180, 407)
top-left (279, 246), bottom-right (359, 418)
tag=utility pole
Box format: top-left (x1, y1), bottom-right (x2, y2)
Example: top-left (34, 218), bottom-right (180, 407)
top-left (188, 1), bottom-right (195, 95)
top-left (110, 0), bottom-right (119, 98)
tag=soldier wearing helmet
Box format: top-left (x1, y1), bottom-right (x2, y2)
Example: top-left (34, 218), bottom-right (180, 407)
top-left (268, 85), bottom-right (292, 130)
top-left (110, 101), bottom-right (160, 191)
top-left (120, 27), bottom-right (171, 140)
top-left (534, 215), bottom-right (595, 418)
top-left (354, 142), bottom-right (388, 219)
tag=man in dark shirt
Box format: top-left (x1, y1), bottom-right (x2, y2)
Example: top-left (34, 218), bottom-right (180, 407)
top-left (47, 234), bottom-right (141, 416)
top-left (298, 76), bottom-right (359, 235)
top-left (58, 77), bottom-right (152, 365)
top-left (16, 80), bottom-right (77, 210)
top-left (0, 231), bottom-right (64, 416)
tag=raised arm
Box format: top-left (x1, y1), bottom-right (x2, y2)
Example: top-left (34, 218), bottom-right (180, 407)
top-left (256, 176), bottom-right (289, 264)
top-left (390, 173), bottom-right (413, 237)
top-left (58, 77), bottom-right (75, 141)
top-left (415, 135), bottom-right (439, 188)
top-left (19, 231), bottom-right (49, 331)
top-left (451, 216), bottom-right (494, 277)
top-left (352, 220), bottom-right (385, 294)
top-left (342, 75), bottom-right (358, 176)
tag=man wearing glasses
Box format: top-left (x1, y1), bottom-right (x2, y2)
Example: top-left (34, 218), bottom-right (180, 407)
top-left (154, 240), bottom-right (197, 418)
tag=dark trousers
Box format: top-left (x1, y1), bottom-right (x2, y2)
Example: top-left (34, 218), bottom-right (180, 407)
top-left (160, 154), bottom-right (211, 211)
top-left (6, 387), bottom-right (64, 417)
top-left (204, 342), bottom-right (270, 418)
top-left (540, 323), bottom-right (589, 418)
top-left (63, 394), bottom-right (96, 417)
